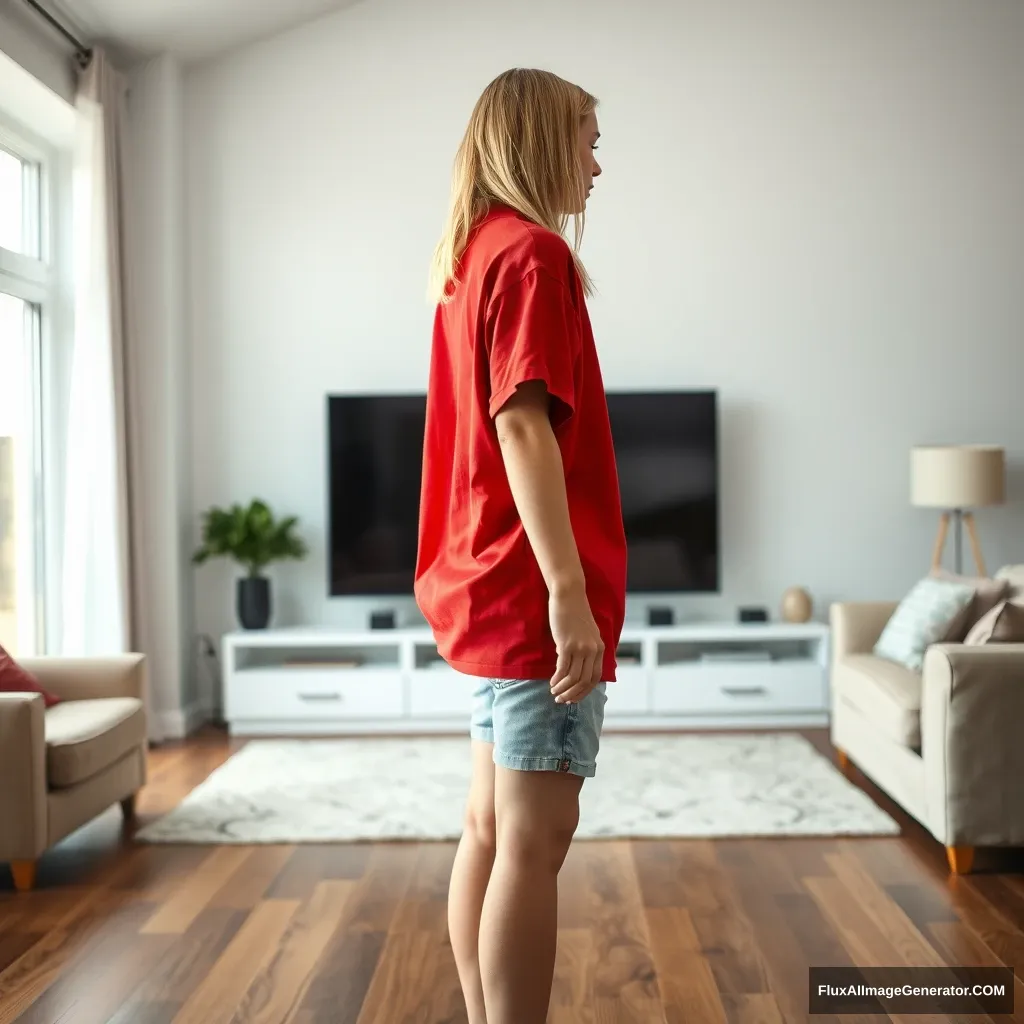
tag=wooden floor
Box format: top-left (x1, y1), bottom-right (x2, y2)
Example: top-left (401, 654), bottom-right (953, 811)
top-left (2, 728), bottom-right (1024, 1024)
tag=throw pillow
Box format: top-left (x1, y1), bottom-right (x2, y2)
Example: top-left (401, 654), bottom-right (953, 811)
top-left (964, 600), bottom-right (1024, 644)
top-left (0, 643), bottom-right (61, 707)
top-left (874, 576), bottom-right (977, 671)
top-left (929, 568), bottom-right (1009, 641)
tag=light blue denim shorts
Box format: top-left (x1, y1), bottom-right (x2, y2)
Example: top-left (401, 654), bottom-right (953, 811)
top-left (468, 676), bottom-right (608, 778)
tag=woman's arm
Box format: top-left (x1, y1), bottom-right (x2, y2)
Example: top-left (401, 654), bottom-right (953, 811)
top-left (494, 380), bottom-right (604, 701)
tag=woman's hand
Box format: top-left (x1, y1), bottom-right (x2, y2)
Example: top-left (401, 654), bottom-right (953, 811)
top-left (548, 580), bottom-right (604, 703)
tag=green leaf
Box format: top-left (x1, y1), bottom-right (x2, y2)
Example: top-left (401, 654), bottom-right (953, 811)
top-left (192, 498), bottom-right (308, 575)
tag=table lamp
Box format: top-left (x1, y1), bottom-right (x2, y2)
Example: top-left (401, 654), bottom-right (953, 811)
top-left (911, 444), bottom-right (1005, 576)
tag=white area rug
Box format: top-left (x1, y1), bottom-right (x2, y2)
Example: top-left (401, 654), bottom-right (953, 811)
top-left (134, 733), bottom-right (899, 844)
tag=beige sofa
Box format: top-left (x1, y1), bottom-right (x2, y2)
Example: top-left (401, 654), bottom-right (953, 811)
top-left (830, 565), bottom-right (1024, 874)
top-left (0, 654), bottom-right (148, 891)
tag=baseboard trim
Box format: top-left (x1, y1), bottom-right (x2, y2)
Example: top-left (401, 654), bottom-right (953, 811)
top-left (159, 702), bottom-right (213, 739)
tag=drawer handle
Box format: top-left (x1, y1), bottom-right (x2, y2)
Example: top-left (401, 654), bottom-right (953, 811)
top-left (720, 686), bottom-right (767, 697)
top-left (298, 692), bottom-right (343, 702)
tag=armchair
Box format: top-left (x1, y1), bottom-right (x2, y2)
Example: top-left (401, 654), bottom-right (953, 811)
top-left (830, 566), bottom-right (1024, 873)
top-left (0, 654), bottom-right (148, 890)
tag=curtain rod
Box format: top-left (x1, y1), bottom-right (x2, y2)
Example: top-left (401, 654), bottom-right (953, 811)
top-left (20, 0), bottom-right (92, 67)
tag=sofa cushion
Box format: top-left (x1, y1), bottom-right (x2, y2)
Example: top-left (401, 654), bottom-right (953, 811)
top-left (930, 569), bottom-right (1010, 641)
top-left (44, 697), bottom-right (146, 788)
top-left (833, 653), bottom-right (922, 748)
top-left (0, 643), bottom-right (60, 707)
top-left (873, 576), bottom-right (976, 671)
top-left (996, 565), bottom-right (1024, 605)
top-left (964, 600), bottom-right (1024, 644)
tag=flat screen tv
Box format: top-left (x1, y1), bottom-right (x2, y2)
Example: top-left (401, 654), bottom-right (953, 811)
top-left (327, 390), bottom-right (719, 596)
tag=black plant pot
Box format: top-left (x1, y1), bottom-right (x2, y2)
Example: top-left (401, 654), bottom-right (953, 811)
top-left (237, 576), bottom-right (271, 630)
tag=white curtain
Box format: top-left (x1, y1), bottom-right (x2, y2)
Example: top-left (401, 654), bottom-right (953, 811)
top-left (61, 51), bottom-right (142, 671)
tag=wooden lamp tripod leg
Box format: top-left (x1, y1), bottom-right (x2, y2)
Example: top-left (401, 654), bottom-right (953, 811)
top-left (931, 512), bottom-right (950, 573)
top-left (963, 512), bottom-right (987, 577)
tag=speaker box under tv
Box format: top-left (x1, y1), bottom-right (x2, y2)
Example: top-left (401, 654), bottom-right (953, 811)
top-left (647, 607), bottom-right (674, 626)
top-left (327, 390), bottom-right (719, 597)
top-left (739, 606), bottom-right (769, 623)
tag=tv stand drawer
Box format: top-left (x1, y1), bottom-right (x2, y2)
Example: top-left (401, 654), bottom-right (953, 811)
top-left (227, 669), bottom-right (403, 720)
top-left (652, 662), bottom-right (824, 715)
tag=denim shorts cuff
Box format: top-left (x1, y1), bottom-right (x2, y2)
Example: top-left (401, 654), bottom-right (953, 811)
top-left (470, 725), bottom-right (494, 743)
top-left (494, 751), bottom-right (597, 778)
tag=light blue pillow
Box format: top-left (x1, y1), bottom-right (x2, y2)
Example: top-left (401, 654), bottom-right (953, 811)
top-left (874, 576), bottom-right (977, 671)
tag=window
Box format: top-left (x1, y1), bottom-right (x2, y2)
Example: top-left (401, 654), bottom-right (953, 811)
top-left (0, 129), bottom-right (50, 656)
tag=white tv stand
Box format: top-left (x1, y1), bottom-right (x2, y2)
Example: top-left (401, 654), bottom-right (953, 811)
top-left (222, 621), bottom-right (830, 736)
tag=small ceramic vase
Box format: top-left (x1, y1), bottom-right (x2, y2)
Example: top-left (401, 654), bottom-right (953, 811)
top-left (781, 586), bottom-right (812, 623)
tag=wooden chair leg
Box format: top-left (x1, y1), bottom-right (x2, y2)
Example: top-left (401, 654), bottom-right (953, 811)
top-left (947, 846), bottom-right (974, 874)
top-left (11, 860), bottom-right (37, 892)
top-left (836, 749), bottom-right (850, 771)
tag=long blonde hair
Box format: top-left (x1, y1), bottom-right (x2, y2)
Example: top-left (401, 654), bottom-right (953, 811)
top-left (428, 68), bottom-right (597, 304)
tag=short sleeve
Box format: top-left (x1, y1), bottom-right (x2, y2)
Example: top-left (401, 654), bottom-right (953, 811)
top-left (485, 268), bottom-right (580, 423)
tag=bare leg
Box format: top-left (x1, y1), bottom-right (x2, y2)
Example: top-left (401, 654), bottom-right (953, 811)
top-left (479, 765), bottom-right (583, 1024)
top-left (448, 740), bottom-right (497, 1024)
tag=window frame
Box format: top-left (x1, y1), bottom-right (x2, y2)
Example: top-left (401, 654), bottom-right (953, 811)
top-left (0, 113), bottom-right (61, 655)
top-left (0, 124), bottom-right (49, 301)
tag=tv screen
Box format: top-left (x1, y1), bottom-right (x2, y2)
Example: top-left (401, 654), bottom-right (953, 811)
top-left (327, 390), bottom-right (718, 596)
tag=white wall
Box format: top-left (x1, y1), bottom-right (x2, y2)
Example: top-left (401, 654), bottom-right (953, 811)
top-left (184, 0), bottom-right (1024, 650)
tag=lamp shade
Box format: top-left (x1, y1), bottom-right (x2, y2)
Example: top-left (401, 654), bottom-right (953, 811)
top-left (911, 445), bottom-right (1006, 508)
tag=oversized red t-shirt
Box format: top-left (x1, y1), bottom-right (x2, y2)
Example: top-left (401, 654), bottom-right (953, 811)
top-left (414, 205), bottom-right (627, 682)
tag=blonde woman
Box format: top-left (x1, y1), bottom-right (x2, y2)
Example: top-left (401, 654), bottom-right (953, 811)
top-left (415, 68), bottom-right (627, 1023)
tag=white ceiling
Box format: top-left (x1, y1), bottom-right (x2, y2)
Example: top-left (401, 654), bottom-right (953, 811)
top-left (55, 0), bottom-right (365, 63)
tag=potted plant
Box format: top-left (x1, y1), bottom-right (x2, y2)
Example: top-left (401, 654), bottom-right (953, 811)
top-left (192, 499), bottom-right (308, 630)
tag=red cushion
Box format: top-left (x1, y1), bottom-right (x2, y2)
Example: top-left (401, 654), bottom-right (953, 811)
top-left (0, 644), bottom-right (61, 707)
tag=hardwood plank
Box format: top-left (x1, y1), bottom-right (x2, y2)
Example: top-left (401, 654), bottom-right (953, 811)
top-left (721, 993), bottom-right (786, 1024)
top-left (13, 901), bottom-right (175, 1024)
top-left (231, 880), bottom-right (354, 1024)
top-left (549, 927), bottom-right (594, 1024)
top-left (632, 840), bottom-right (692, 908)
top-left (967, 875), bottom-right (1024, 934)
top-left (646, 907), bottom-right (728, 1024)
top-left (171, 898), bottom-right (300, 1024)
top-left (584, 841), bottom-right (665, 1022)
top-left (943, 877), bottom-right (1024, 970)
top-left (111, 844), bottom-right (213, 898)
top-left (106, 907), bottom-right (248, 1022)
top-left (211, 845), bottom-right (295, 910)
top-left (804, 875), bottom-right (951, 1024)
top-left (776, 891), bottom-right (858, 969)
top-left (804, 875), bottom-right (905, 967)
top-left (0, 886), bottom-right (111, 933)
top-left (298, 928), bottom-right (388, 1024)
top-left (882, 883), bottom-right (959, 933)
top-left (140, 847), bottom-right (253, 934)
top-left (319, 842), bottom-right (374, 880)
top-left (0, 931), bottom-right (39, 976)
top-left (265, 846), bottom-right (347, 901)
top-left (0, 887), bottom-right (137, 1024)
top-left (110, 1001), bottom-right (180, 1024)
top-left (297, 843), bottom-right (418, 1022)
top-left (354, 927), bottom-right (467, 1024)
top-left (825, 850), bottom-right (946, 966)
top-left (928, 920), bottom-right (1024, 1022)
top-left (339, 843), bottom-right (420, 933)
top-left (556, 842), bottom-right (591, 930)
top-left (386, 842), bottom-right (453, 934)
top-left (721, 843), bottom-right (839, 1024)
top-left (674, 841), bottom-right (767, 997)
